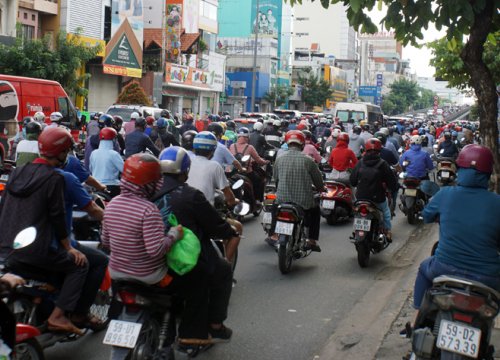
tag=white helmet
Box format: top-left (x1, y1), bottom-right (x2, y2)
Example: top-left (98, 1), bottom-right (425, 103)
top-left (410, 135), bottom-right (422, 145)
top-left (379, 127), bottom-right (390, 136)
top-left (332, 128), bottom-right (341, 138)
top-left (49, 112), bottom-right (63, 122)
top-left (319, 117), bottom-right (327, 124)
top-left (273, 119), bottom-right (281, 127)
top-left (253, 122), bottom-right (264, 132)
top-left (34, 111), bottom-right (45, 123)
top-left (130, 112), bottom-right (140, 120)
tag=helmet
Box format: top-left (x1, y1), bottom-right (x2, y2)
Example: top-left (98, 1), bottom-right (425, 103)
top-left (374, 131), bottom-right (387, 145)
top-left (273, 119), bottom-right (281, 127)
top-left (49, 112), bottom-right (63, 123)
top-left (25, 121), bottom-right (42, 135)
top-left (160, 109), bottom-right (170, 118)
top-left (156, 118), bottom-right (167, 129)
top-left (98, 114), bottom-right (114, 128)
top-left (451, 131), bottom-right (458, 137)
top-left (100, 127), bottom-right (117, 140)
top-left (285, 130), bottom-right (305, 146)
top-left (319, 117), bottom-right (327, 124)
top-left (113, 115), bottom-right (124, 126)
top-left (411, 129), bottom-right (419, 136)
top-left (193, 131), bottom-right (218, 151)
top-left (353, 125), bottom-right (362, 135)
top-left (122, 154), bottom-right (161, 185)
top-left (362, 124), bottom-right (370, 131)
top-left (379, 127), bottom-right (389, 136)
top-left (332, 128), bottom-right (341, 138)
top-left (159, 146), bottom-right (191, 174)
top-left (364, 138), bottom-right (382, 152)
top-left (359, 120), bottom-right (367, 127)
top-left (135, 117), bottom-right (146, 128)
top-left (226, 120), bottom-right (236, 130)
top-left (302, 130), bottom-right (312, 139)
top-left (455, 126), bottom-right (462, 132)
top-left (456, 144), bottom-right (494, 174)
top-left (237, 127), bottom-right (250, 137)
top-left (338, 132), bottom-right (349, 143)
top-left (443, 131), bottom-right (451, 139)
top-left (207, 122), bottom-right (224, 137)
top-left (145, 116), bottom-right (155, 126)
top-left (130, 112), bottom-right (140, 120)
top-left (253, 122), bottom-right (264, 132)
top-left (33, 111), bottom-right (45, 123)
top-left (219, 122), bottom-right (227, 132)
top-left (181, 130), bottom-right (197, 150)
top-left (297, 123), bottom-right (308, 131)
top-left (38, 127), bottom-right (73, 157)
top-left (410, 135), bottom-right (422, 144)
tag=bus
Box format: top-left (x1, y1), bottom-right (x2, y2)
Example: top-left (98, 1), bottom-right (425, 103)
top-left (334, 102), bottom-right (383, 127)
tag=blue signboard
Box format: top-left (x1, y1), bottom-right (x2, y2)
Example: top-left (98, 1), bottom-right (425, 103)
top-left (376, 73), bottom-right (383, 80)
top-left (359, 86), bottom-right (378, 97)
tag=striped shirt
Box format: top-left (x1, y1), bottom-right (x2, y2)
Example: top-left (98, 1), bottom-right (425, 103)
top-left (101, 180), bottom-right (175, 277)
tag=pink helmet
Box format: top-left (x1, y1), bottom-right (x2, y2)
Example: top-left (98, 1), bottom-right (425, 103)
top-left (456, 144), bottom-right (494, 174)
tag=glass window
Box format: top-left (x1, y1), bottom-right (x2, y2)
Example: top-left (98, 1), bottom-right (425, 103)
top-left (336, 110), bottom-right (350, 122)
top-left (58, 97), bottom-right (69, 119)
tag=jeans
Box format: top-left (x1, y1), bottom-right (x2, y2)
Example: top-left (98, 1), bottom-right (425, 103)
top-left (375, 200), bottom-right (391, 230)
top-left (413, 256), bottom-right (500, 309)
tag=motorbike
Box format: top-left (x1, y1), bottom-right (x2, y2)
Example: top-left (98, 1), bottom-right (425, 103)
top-left (260, 183), bottom-right (276, 238)
top-left (349, 200), bottom-right (390, 268)
top-left (72, 189), bottom-right (110, 243)
top-left (274, 202), bottom-right (313, 274)
top-left (0, 160), bottom-right (15, 199)
top-left (227, 155), bottom-right (262, 217)
top-left (436, 157), bottom-right (457, 186)
top-left (320, 180), bottom-right (353, 225)
top-left (263, 148), bottom-right (277, 182)
top-left (410, 276), bottom-right (499, 360)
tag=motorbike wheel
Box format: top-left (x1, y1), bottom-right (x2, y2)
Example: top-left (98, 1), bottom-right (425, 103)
top-left (356, 242), bottom-right (370, 268)
top-left (14, 339), bottom-right (45, 360)
top-left (407, 208), bottom-right (418, 225)
top-left (326, 213), bottom-right (337, 226)
top-left (278, 235), bottom-right (293, 274)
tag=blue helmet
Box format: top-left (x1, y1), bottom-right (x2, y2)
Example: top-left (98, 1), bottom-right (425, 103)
top-left (193, 131), bottom-right (217, 151)
top-left (159, 146), bottom-right (191, 174)
top-left (451, 131), bottom-right (458, 137)
top-left (156, 117), bottom-right (167, 129)
top-left (98, 114), bottom-right (114, 128)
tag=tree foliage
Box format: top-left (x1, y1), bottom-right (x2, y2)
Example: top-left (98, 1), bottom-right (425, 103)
top-left (263, 84), bottom-right (294, 108)
top-left (381, 78), bottom-right (434, 115)
top-left (297, 67), bottom-right (332, 110)
top-left (116, 81), bottom-right (152, 106)
top-left (0, 30), bottom-right (101, 97)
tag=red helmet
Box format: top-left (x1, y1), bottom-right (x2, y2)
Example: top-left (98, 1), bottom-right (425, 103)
top-left (455, 126), bottom-right (462, 131)
top-left (145, 116), bottom-right (155, 126)
top-left (364, 138), bottom-right (382, 152)
top-left (122, 154), bottom-right (161, 185)
top-left (38, 127), bottom-right (73, 157)
top-left (337, 132), bottom-right (349, 144)
top-left (411, 129), bottom-right (419, 136)
top-left (456, 144), bottom-right (494, 174)
top-left (285, 130), bottom-right (305, 146)
top-left (100, 127), bottom-right (117, 140)
top-left (297, 123), bottom-right (308, 131)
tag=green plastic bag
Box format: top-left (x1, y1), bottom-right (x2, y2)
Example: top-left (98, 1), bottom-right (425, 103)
top-left (166, 214), bottom-right (201, 275)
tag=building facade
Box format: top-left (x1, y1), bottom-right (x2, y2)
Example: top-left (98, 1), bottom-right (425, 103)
top-left (0, 0), bottom-right (19, 45)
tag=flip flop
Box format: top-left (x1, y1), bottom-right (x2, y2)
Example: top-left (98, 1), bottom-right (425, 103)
top-left (72, 314), bottom-right (108, 332)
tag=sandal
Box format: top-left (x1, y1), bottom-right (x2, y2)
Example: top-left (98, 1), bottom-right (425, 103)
top-left (72, 314), bottom-right (107, 332)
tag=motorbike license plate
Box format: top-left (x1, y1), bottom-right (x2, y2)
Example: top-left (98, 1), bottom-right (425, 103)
top-left (275, 221), bottom-right (294, 235)
top-left (0, 174), bottom-right (8, 182)
top-left (441, 171), bottom-right (450, 178)
top-left (103, 320), bottom-right (143, 348)
top-left (262, 211), bottom-right (272, 224)
top-left (322, 200), bottom-right (336, 209)
top-left (354, 218), bottom-right (371, 231)
top-left (405, 188), bottom-right (417, 197)
top-left (325, 172), bottom-right (336, 179)
top-left (437, 320), bottom-right (481, 358)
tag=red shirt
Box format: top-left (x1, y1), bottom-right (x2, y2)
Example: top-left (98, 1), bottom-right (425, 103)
top-left (328, 141), bottom-right (358, 171)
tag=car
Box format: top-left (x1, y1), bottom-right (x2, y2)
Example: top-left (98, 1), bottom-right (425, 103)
top-left (233, 118), bottom-right (258, 131)
top-left (105, 104), bottom-right (171, 122)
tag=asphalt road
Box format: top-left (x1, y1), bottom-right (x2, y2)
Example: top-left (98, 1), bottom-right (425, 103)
top-left (45, 208), bottom-right (418, 360)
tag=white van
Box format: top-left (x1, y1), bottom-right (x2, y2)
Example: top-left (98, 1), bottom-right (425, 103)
top-left (334, 102), bottom-right (383, 126)
top-left (106, 104), bottom-right (170, 122)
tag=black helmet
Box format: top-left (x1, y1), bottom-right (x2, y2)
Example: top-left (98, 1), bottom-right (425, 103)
top-left (237, 127), bottom-right (250, 137)
top-left (207, 122), bottom-right (224, 137)
top-left (25, 121), bottom-right (42, 135)
top-left (181, 130), bottom-right (198, 150)
top-left (135, 117), bottom-right (146, 128)
top-left (362, 124), bottom-right (370, 131)
top-left (353, 125), bottom-right (362, 135)
top-left (226, 120), bottom-right (236, 130)
top-left (160, 109), bottom-right (171, 119)
top-left (374, 131), bottom-right (387, 145)
top-left (302, 130), bottom-right (312, 139)
top-left (22, 116), bottom-right (34, 127)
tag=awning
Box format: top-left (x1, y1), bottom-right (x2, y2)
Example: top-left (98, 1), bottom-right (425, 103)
top-left (164, 82), bottom-right (215, 93)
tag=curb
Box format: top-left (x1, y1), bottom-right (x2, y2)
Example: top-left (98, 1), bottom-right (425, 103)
top-left (316, 223), bottom-right (438, 360)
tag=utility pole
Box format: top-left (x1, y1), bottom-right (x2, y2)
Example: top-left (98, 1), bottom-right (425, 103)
top-left (250, 0), bottom-right (260, 112)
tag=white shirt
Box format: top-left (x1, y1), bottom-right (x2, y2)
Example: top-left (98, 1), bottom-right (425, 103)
top-left (187, 156), bottom-right (229, 205)
top-left (15, 140), bottom-right (39, 160)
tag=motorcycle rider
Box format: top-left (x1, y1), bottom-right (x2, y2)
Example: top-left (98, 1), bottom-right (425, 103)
top-left (271, 130), bottom-right (325, 251)
top-left (15, 121), bottom-right (42, 166)
top-left (33, 111), bottom-right (47, 130)
top-left (208, 123), bottom-right (244, 172)
top-left (360, 123), bottom-right (372, 142)
top-left (86, 112), bottom-right (100, 138)
top-left (149, 117), bottom-right (180, 150)
top-left (224, 120), bottom-right (238, 144)
top-left (314, 117), bottom-right (329, 138)
top-left (350, 138), bottom-right (398, 242)
top-left (144, 116), bottom-right (155, 137)
top-left (399, 135), bottom-right (434, 179)
top-left (412, 145), bottom-right (500, 311)
top-left (328, 132), bottom-right (358, 183)
top-left (89, 127), bottom-right (124, 198)
top-left (302, 130), bottom-right (322, 163)
top-left (112, 115), bottom-right (125, 155)
top-left (349, 125), bottom-right (365, 158)
top-left (179, 114), bottom-right (197, 135)
top-left (154, 147), bottom-right (239, 343)
top-left (124, 117), bottom-right (160, 158)
top-left (181, 130), bottom-right (198, 160)
top-left (84, 114), bottom-right (120, 169)
top-left (123, 111), bottom-right (140, 135)
top-left (249, 121), bottom-right (273, 157)
top-left (263, 120), bottom-right (282, 148)
top-left (45, 111), bottom-right (68, 130)
top-left (437, 131), bottom-right (459, 158)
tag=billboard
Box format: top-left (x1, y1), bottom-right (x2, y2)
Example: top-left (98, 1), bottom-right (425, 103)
top-left (104, 0), bottom-right (144, 78)
top-left (251, 0), bottom-right (281, 38)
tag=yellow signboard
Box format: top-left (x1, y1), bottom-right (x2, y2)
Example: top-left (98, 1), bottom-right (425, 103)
top-left (67, 34), bottom-right (105, 57)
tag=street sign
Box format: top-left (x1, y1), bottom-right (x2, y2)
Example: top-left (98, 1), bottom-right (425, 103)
top-left (376, 74), bottom-right (383, 80)
top-left (376, 80), bottom-right (383, 87)
top-left (359, 86), bottom-right (378, 97)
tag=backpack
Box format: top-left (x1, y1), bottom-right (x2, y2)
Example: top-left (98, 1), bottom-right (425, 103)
top-left (233, 143), bottom-right (249, 162)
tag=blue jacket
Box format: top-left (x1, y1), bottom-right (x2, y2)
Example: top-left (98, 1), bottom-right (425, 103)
top-left (423, 168), bottom-right (500, 276)
top-left (89, 140), bottom-right (124, 185)
top-left (438, 139), bottom-right (458, 158)
top-left (400, 144), bottom-right (433, 178)
top-left (124, 129), bottom-right (160, 158)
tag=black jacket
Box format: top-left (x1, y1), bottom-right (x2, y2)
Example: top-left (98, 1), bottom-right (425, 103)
top-left (150, 129), bottom-right (180, 148)
top-left (0, 163), bottom-right (68, 260)
top-left (153, 176), bottom-right (237, 273)
top-left (124, 129), bottom-right (160, 158)
top-left (249, 132), bottom-right (272, 156)
top-left (179, 122), bottom-right (197, 135)
top-left (350, 153), bottom-right (398, 203)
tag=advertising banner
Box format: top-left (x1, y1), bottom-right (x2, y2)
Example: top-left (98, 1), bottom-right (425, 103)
top-left (359, 86), bottom-right (378, 97)
top-left (251, 0), bottom-right (281, 38)
top-left (165, 63), bottom-right (211, 90)
top-left (166, 0), bottom-right (183, 63)
top-left (104, 0), bottom-right (144, 78)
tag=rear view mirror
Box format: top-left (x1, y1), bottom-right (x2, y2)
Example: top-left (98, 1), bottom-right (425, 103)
top-left (232, 179), bottom-right (244, 190)
top-left (13, 227), bottom-right (37, 250)
top-left (233, 202), bottom-right (250, 216)
top-left (241, 154), bottom-right (251, 162)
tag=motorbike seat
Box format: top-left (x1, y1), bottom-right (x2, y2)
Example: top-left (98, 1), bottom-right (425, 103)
top-left (112, 279), bottom-right (173, 307)
top-left (433, 275), bottom-right (500, 301)
top-left (277, 202), bottom-right (305, 218)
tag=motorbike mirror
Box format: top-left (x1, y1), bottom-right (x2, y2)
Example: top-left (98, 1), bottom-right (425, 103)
top-left (398, 147), bottom-right (404, 154)
top-left (268, 150), bottom-right (275, 157)
top-left (13, 227), bottom-right (37, 250)
top-left (320, 158), bottom-right (327, 164)
top-left (402, 160), bottom-right (409, 167)
top-left (326, 146), bottom-right (332, 153)
top-left (233, 202), bottom-right (250, 216)
top-left (232, 179), bottom-right (244, 190)
top-left (439, 149), bottom-right (445, 154)
top-left (241, 154), bottom-right (251, 162)
top-left (433, 144), bottom-right (439, 150)
top-left (399, 172), bottom-right (406, 179)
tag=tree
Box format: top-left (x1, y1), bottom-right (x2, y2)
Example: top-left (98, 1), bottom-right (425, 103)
top-left (414, 87), bottom-right (436, 110)
top-left (297, 67), bottom-right (332, 110)
top-left (263, 84), bottom-right (294, 108)
top-left (116, 81), bottom-right (152, 106)
top-left (0, 30), bottom-right (101, 97)
top-left (380, 78), bottom-right (433, 115)
top-left (290, 0), bottom-right (500, 191)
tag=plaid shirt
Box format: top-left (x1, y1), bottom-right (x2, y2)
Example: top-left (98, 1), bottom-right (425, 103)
top-left (273, 148), bottom-right (324, 209)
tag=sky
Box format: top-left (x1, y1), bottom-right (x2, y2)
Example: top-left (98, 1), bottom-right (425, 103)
top-left (368, 8), bottom-right (446, 78)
